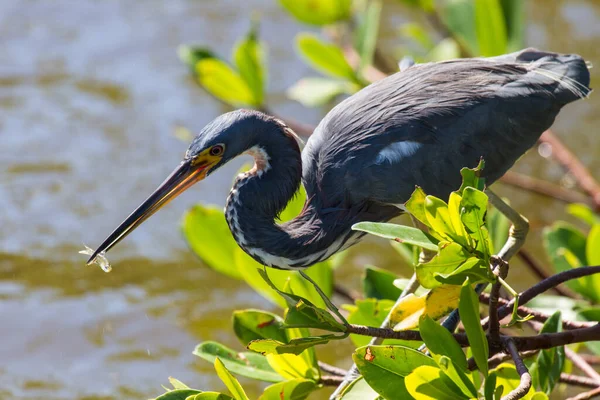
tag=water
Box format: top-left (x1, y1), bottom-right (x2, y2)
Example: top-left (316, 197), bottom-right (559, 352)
top-left (0, 0), bottom-right (598, 399)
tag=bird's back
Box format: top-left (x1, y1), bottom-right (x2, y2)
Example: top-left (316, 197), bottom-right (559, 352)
top-left (302, 48), bottom-right (591, 210)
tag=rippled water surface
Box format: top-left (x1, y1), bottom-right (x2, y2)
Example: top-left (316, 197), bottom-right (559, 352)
top-left (1, 1), bottom-right (599, 399)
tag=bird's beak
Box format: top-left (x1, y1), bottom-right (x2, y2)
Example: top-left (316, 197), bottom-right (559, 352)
top-left (86, 157), bottom-right (216, 265)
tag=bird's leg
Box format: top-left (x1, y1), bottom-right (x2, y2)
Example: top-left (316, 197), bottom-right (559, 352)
top-left (329, 215), bottom-right (428, 399)
top-left (442, 188), bottom-right (529, 332)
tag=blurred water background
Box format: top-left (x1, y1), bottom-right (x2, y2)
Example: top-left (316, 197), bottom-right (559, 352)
top-left (0, 1), bottom-right (598, 399)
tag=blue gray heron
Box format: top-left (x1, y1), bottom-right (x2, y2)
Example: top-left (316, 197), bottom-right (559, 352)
top-left (87, 48), bottom-right (591, 270)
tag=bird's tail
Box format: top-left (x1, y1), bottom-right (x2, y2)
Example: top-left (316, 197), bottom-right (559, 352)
top-left (492, 48), bottom-right (592, 104)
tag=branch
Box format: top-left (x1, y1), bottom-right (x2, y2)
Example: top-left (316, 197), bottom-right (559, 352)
top-left (500, 171), bottom-right (594, 208)
top-left (517, 249), bottom-right (578, 298)
top-left (567, 387), bottom-right (600, 400)
top-left (539, 130), bottom-right (600, 211)
top-left (503, 338), bottom-right (532, 400)
top-left (321, 375), bottom-right (344, 386)
top-left (561, 373), bottom-right (600, 389)
top-left (318, 361), bottom-right (348, 377)
top-left (567, 347), bottom-right (600, 385)
top-left (478, 292), bottom-right (594, 330)
top-left (486, 266), bottom-right (600, 328)
top-left (510, 324), bottom-right (600, 352)
top-left (468, 350), bottom-right (539, 371)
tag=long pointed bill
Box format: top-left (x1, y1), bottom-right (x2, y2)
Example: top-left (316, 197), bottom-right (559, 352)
top-left (86, 160), bottom-right (210, 265)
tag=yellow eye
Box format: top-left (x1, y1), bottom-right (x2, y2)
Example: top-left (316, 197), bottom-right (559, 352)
top-left (210, 145), bottom-right (224, 156)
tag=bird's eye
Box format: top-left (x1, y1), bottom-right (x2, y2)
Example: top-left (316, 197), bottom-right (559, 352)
top-left (210, 145), bottom-right (224, 156)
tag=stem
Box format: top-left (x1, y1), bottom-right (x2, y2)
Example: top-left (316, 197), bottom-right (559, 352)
top-left (567, 387), bottom-right (600, 400)
top-left (566, 347), bottom-right (600, 385)
top-left (560, 373), bottom-right (600, 389)
top-left (502, 338), bottom-right (532, 400)
top-left (318, 361), bottom-right (347, 377)
top-left (517, 249), bottom-right (578, 298)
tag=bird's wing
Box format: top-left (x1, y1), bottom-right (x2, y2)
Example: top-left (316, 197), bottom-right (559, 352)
top-left (301, 48), bottom-right (590, 208)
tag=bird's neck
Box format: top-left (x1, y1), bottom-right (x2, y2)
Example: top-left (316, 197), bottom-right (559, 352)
top-left (224, 124), bottom-right (354, 270)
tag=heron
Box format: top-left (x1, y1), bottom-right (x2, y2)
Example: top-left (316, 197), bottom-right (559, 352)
top-left (87, 48), bottom-right (591, 270)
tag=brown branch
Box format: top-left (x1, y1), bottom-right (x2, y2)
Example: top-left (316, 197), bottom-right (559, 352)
top-left (318, 361), bottom-right (348, 377)
top-left (503, 338), bottom-right (532, 400)
top-left (499, 171), bottom-right (594, 208)
top-left (581, 354), bottom-right (600, 365)
top-left (561, 373), bottom-right (600, 389)
top-left (517, 249), bottom-right (578, 298)
top-left (539, 130), bottom-right (600, 211)
top-left (567, 347), bottom-right (600, 385)
top-left (479, 292), bottom-right (594, 330)
top-left (468, 350), bottom-right (539, 371)
top-left (321, 375), bottom-right (344, 386)
top-left (488, 266), bottom-right (600, 328)
top-left (510, 324), bottom-right (600, 352)
top-left (568, 387), bottom-right (600, 400)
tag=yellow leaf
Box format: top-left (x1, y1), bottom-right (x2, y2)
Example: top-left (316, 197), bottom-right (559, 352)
top-left (391, 285), bottom-right (461, 331)
top-left (266, 353), bottom-right (316, 380)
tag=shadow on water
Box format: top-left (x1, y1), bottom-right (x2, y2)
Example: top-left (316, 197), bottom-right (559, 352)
top-left (0, 0), bottom-right (599, 399)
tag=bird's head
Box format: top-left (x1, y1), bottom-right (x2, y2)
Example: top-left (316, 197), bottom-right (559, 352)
top-left (86, 109), bottom-right (293, 265)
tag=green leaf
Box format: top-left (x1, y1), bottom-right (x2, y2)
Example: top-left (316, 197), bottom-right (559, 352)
top-left (278, 0), bottom-right (351, 25)
top-left (345, 299), bottom-right (419, 347)
top-left (287, 77), bottom-right (352, 107)
top-left (405, 187), bottom-right (429, 228)
top-left (419, 316), bottom-right (467, 371)
top-left (416, 242), bottom-right (470, 289)
top-left (177, 45), bottom-right (216, 70)
top-left (475, 0), bottom-right (507, 56)
top-left (193, 342), bottom-right (283, 383)
top-left (155, 389), bottom-right (202, 400)
top-left (437, 356), bottom-right (478, 398)
top-left (232, 310), bottom-right (287, 345)
top-left (532, 312), bottom-right (564, 394)
top-left (567, 203), bottom-right (600, 226)
top-left (191, 393), bottom-right (234, 400)
top-left (248, 335), bottom-right (338, 356)
top-left (285, 326), bottom-right (320, 378)
top-left (363, 266), bottom-right (403, 300)
top-left (424, 196), bottom-right (456, 240)
top-left (587, 224), bottom-right (600, 266)
top-left (459, 279), bottom-right (488, 377)
top-left (434, 257), bottom-right (489, 286)
top-left (353, 345), bottom-right (437, 399)
top-left (259, 379), bottom-right (316, 400)
top-left (233, 23), bottom-right (266, 106)
top-left (493, 363), bottom-right (546, 400)
top-left (458, 160), bottom-right (486, 193)
top-left (296, 33), bottom-right (356, 80)
top-left (340, 377), bottom-right (382, 400)
top-left (441, 0), bottom-right (478, 55)
top-left (500, 0), bottom-right (524, 51)
top-left (354, 0), bottom-right (382, 73)
top-left (214, 358), bottom-right (250, 400)
top-left (182, 205), bottom-right (242, 280)
top-left (487, 203), bottom-right (510, 255)
top-left (460, 188), bottom-right (489, 234)
top-left (168, 377), bottom-right (191, 390)
top-left (195, 59), bottom-right (257, 107)
top-left (484, 372), bottom-right (497, 400)
top-left (352, 222), bottom-right (439, 251)
top-left (405, 365), bottom-right (469, 400)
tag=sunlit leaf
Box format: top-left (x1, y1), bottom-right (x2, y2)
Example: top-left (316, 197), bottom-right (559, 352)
top-left (155, 389), bottom-right (202, 400)
top-left (232, 310), bottom-right (287, 345)
top-left (391, 284), bottom-right (461, 331)
top-left (493, 363), bottom-right (549, 400)
top-left (475, 0), bottom-right (507, 56)
top-left (296, 33), bottom-right (356, 80)
top-left (353, 345), bottom-right (436, 400)
top-left (459, 279), bottom-right (488, 377)
top-left (279, 0), bottom-right (351, 25)
top-left (233, 23), bottom-right (266, 106)
top-left (193, 342), bottom-right (283, 382)
top-left (458, 159), bottom-right (486, 193)
top-left (182, 205), bottom-right (242, 280)
top-left (416, 242), bottom-right (470, 289)
top-left (437, 356), bottom-right (478, 398)
top-left (214, 358), bottom-right (250, 400)
top-left (196, 59), bottom-right (257, 107)
top-left (190, 393), bottom-right (234, 400)
top-left (177, 45), bottom-right (216, 70)
top-left (259, 378), bottom-right (317, 400)
top-left (567, 203), bottom-right (600, 226)
top-left (424, 196), bottom-right (457, 241)
top-left (405, 365), bottom-right (469, 400)
top-left (352, 222), bottom-right (439, 251)
top-left (340, 377), bottom-right (382, 400)
top-left (587, 224), bottom-right (600, 266)
top-left (263, 350), bottom-right (319, 381)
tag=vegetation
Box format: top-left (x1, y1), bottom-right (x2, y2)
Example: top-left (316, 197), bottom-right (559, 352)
top-left (154, 1), bottom-right (600, 399)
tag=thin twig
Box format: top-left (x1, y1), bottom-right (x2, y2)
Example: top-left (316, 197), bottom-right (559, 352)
top-left (567, 347), bottom-right (600, 385)
top-left (485, 266), bottom-right (600, 329)
top-left (581, 354), bottom-right (600, 365)
top-left (500, 171), bottom-right (594, 208)
top-left (539, 130), bottom-right (600, 211)
top-left (510, 324), bottom-right (600, 352)
top-left (468, 350), bottom-right (539, 371)
top-left (321, 375), bottom-right (344, 386)
top-left (561, 373), bottom-right (600, 389)
top-left (318, 361), bottom-right (348, 377)
top-left (503, 338), bottom-right (532, 400)
top-left (517, 249), bottom-right (578, 298)
top-left (489, 259), bottom-right (509, 342)
top-left (567, 387), bottom-right (600, 400)
top-left (478, 292), bottom-right (594, 330)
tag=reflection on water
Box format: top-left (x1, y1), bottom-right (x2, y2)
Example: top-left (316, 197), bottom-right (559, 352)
top-left (0, 0), bottom-right (598, 399)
